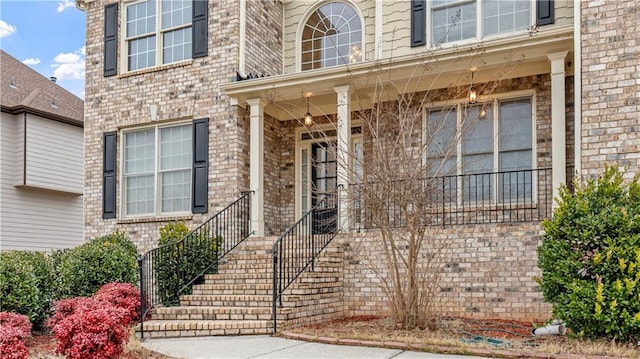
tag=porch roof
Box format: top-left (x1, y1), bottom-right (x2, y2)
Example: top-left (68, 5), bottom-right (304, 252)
top-left (222, 25), bottom-right (573, 121)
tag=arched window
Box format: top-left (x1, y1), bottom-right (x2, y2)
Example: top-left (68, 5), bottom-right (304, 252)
top-left (301, 2), bottom-right (362, 71)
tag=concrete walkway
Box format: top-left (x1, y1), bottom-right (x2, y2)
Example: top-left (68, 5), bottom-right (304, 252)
top-left (142, 335), bottom-right (491, 359)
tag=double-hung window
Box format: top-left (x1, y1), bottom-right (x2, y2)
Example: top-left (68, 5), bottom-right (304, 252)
top-left (123, 123), bottom-right (192, 216)
top-left (125, 0), bottom-right (192, 71)
top-left (426, 95), bottom-right (534, 204)
top-left (431, 0), bottom-right (532, 46)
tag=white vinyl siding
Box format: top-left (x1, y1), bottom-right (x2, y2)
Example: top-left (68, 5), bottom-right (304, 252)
top-left (24, 116), bottom-right (83, 194)
top-left (0, 112), bottom-right (83, 251)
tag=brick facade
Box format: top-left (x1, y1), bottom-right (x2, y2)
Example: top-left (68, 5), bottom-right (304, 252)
top-left (580, 0), bottom-right (640, 178)
top-left (339, 221), bottom-right (551, 322)
top-left (81, 0), bottom-right (586, 328)
top-left (83, 0), bottom-right (282, 250)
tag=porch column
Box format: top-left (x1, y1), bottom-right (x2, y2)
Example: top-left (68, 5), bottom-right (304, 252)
top-left (334, 85), bottom-right (351, 232)
top-left (547, 51), bottom-right (568, 206)
top-left (247, 98), bottom-right (265, 236)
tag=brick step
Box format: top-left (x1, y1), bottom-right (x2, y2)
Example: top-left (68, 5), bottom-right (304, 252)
top-left (191, 282), bottom-right (342, 296)
top-left (220, 255), bottom-right (343, 267)
top-left (180, 291), bottom-right (342, 308)
top-left (192, 282), bottom-right (272, 293)
top-left (151, 305), bottom-right (293, 321)
top-left (203, 272), bottom-right (272, 282)
top-left (218, 262), bottom-right (342, 272)
top-left (203, 271), bottom-right (341, 284)
top-left (137, 319), bottom-right (275, 338)
top-left (179, 294), bottom-right (273, 307)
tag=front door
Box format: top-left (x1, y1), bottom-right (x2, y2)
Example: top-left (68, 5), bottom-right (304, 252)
top-left (311, 142), bottom-right (338, 234)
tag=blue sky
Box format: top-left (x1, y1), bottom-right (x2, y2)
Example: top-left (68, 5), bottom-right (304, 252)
top-left (0, 0), bottom-right (86, 98)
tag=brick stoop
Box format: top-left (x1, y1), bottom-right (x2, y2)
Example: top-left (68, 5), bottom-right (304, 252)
top-left (137, 236), bottom-right (344, 338)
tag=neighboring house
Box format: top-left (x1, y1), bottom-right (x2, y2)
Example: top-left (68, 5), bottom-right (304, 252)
top-left (77, 0), bottom-right (638, 336)
top-left (0, 50), bottom-right (84, 251)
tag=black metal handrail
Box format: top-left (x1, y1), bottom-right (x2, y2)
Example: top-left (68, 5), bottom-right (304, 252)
top-left (138, 191), bottom-right (252, 338)
top-left (272, 195), bottom-right (339, 333)
top-left (350, 168), bottom-right (552, 229)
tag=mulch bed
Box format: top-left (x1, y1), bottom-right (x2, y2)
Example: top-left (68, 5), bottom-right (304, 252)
top-left (26, 333), bottom-right (173, 359)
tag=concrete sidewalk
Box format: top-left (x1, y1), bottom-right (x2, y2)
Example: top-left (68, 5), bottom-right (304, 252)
top-left (141, 335), bottom-right (491, 359)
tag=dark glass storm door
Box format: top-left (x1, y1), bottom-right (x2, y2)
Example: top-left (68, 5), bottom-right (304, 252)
top-left (311, 142), bottom-right (338, 234)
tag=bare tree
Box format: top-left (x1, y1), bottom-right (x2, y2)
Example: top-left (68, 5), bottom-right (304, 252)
top-left (268, 34), bottom-right (524, 330)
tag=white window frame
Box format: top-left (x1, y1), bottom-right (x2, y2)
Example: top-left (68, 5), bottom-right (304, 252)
top-left (120, 121), bottom-right (193, 218)
top-left (427, 0), bottom-right (536, 48)
top-left (295, 0), bottom-right (366, 72)
top-left (423, 89), bottom-right (537, 204)
top-left (121, 0), bottom-right (192, 72)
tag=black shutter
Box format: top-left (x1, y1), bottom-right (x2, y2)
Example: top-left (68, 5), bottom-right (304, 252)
top-left (410, 0), bottom-right (426, 47)
top-left (192, 0), bottom-right (208, 58)
top-left (104, 3), bottom-right (118, 77)
top-left (192, 118), bottom-right (209, 214)
top-left (536, 0), bottom-right (554, 26)
top-left (103, 132), bottom-right (117, 219)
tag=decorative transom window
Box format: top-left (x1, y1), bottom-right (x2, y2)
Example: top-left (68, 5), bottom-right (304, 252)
top-left (301, 2), bottom-right (363, 71)
top-left (426, 96), bottom-right (534, 202)
top-left (125, 0), bottom-right (192, 71)
top-left (123, 123), bottom-right (192, 216)
top-left (431, 0), bottom-right (531, 45)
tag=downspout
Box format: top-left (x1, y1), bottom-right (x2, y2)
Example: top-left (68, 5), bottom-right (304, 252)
top-left (239, 0), bottom-right (246, 77)
top-left (573, 0), bottom-right (582, 179)
top-left (22, 113), bottom-right (27, 185)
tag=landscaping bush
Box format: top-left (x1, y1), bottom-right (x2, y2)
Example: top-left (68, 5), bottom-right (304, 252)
top-left (0, 312), bottom-right (32, 359)
top-left (57, 232), bottom-right (139, 298)
top-left (48, 297), bottom-right (130, 359)
top-left (538, 165), bottom-right (640, 341)
top-left (94, 282), bottom-right (141, 323)
top-left (155, 222), bottom-right (221, 306)
top-left (0, 251), bottom-right (54, 329)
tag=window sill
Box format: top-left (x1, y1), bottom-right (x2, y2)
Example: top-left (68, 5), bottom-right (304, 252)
top-left (117, 214), bottom-right (194, 224)
top-left (117, 59), bottom-right (193, 79)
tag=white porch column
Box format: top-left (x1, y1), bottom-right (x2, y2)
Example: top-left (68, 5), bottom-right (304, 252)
top-left (547, 51), bottom-right (568, 205)
top-left (334, 85), bottom-right (351, 232)
top-left (247, 98), bottom-right (265, 236)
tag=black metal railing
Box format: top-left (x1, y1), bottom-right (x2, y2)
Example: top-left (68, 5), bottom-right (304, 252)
top-left (138, 191), bottom-right (252, 338)
top-left (272, 195), bottom-right (339, 333)
top-left (350, 168), bottom-right (552, 229)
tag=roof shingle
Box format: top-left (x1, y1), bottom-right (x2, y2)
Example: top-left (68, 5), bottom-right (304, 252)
top-left (0, 50), bottom-right (83, 126)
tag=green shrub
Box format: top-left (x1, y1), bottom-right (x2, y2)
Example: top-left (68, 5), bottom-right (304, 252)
top-left (0, 251), bottom-right (54, 329)
top-left (57, 233), bottom-right (139, 298)
top-left (538, 165), bottom-right (640, 341)
top-left (155, 222), bottom-right (221, 306)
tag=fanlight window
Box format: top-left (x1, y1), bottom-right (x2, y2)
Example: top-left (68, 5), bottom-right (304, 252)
top-left (301, 2), bottom-right (363, 71)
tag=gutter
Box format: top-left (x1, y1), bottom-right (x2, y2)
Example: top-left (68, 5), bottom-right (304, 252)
top-left (1, 106), bottom-right (84, 127)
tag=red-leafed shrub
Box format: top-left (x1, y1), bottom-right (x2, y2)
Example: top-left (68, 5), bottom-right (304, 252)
top-left (0, 312), bottom-right (32, 359)
top-left (46, 297), bottom-right (89, 329)
top-left (48, 297), bottom-right (130, 359)
top-left (94, 282), bottom-right (141, 324)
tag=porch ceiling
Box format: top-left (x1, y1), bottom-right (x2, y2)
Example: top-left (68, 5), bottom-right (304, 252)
top-left (222, 25), bottom-right (574, 121)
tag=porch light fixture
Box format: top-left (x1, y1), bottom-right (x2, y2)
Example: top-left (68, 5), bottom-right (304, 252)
top-left (468, 66), bottom-right (478, 105)
top-left (304, 94), bottom-right (313, 126)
